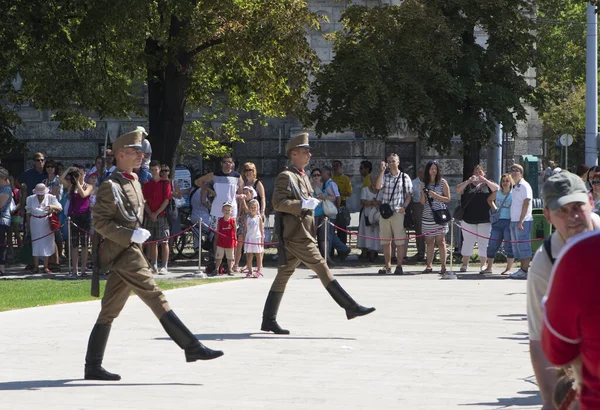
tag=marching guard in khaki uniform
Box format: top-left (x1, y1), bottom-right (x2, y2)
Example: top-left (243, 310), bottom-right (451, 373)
top-left (261, 133), bottom-right (376, 334)
top-left (84, 129), bottom-right (223, 381)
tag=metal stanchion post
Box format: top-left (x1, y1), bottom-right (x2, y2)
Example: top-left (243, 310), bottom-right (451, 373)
top-left (67, 217), bottom-right (72, 275)
top-left (449, 219), bottom-right (455, 274)
top-left (323, 217), bottom-right (329, 261)
top-left (197, 223), bottom-right (203, 275)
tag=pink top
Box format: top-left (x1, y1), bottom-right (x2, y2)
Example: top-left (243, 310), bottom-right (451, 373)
top-left (69, 184), bottom-right (90, 216)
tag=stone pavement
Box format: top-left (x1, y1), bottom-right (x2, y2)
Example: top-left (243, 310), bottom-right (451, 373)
top-left (0, 265), bottom-right (538, 410)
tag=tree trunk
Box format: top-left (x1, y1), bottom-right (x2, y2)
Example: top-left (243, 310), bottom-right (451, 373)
top-left (146, 16), bottom-right (190, 170)
top-left (462, 140), bottom-right (480, 181)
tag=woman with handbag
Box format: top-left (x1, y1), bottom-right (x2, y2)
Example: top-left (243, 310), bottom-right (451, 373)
top-left (420, 161), bottom-right (452, 276)
top-left (482, 173), bottom-right (515, 275)
top-left (358, 174), bottom-right (383, 262)
top-left (455, 165), bottom-right (499, 273)
top-left (26, 183), bottom-right (62, 274)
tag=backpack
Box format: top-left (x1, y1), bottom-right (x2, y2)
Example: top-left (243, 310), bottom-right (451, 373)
top-left (543, 235), bottom-right (555, 264)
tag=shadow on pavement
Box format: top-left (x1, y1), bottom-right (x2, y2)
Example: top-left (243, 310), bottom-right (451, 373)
top-left (0, 379), bottom-right (202, 391)
top-left (156, 333), bottom-right (356, 342)
top-left (497, 313), bottom-right (527, 322)
top-left (498, 331), bottom-right (529, 345)
top-left (460, 390), bottom-right (541, 407)
top-left (456, 273), bottom-right (510, 280)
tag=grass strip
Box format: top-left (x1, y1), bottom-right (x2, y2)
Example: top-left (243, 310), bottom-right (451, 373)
top-left (0, 278), bottom-right (239, 312)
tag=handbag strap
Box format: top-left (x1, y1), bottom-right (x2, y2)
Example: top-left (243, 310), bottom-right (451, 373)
top-left (495, 191), bottom-right (509, 211)
top-left (461, 182), bottom-right (484, 210)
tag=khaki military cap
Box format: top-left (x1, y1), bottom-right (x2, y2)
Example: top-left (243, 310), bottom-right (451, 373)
top-left (112, 129), bottom-right (145, 152)
top-left (285, 133), bottom-right (311, 154)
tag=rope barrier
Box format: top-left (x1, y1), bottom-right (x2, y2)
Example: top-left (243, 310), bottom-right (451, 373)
top-left (457, 223), bottom-right (543, 243)
top-left (70, 220), bottom-right (200, 245)
top-left (2, 221), bottom-right (66, 247)
top-left (328, 220), bottom-right (448, 241)
top-left (201, 221), bottom-right (277, 246)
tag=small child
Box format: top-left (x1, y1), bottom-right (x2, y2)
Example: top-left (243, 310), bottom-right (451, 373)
top-left (213, 201), bottom-right (236, 276)
top-left (243, 199), bottom-right (264, 278)
top-left (233, 185), bottom-right (257, 272)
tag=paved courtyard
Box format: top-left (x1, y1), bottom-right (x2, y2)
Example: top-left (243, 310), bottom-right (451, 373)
top-left (0, 265), bottom-right (537, 410)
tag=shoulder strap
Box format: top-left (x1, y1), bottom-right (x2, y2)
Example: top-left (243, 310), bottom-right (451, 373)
top-left (283, 171), bottom-right (308, 201)
top-left (544, 236), bottom-right (555, 264)
top-left (387, 173), bottom-right (401, 202)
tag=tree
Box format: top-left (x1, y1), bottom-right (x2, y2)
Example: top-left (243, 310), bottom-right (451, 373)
top-left (308, 0), bottom-right (536, 179)
top-left (534, 0), bottom-right (588, 165)
top-left (0, 0), bottom-right (319, 167)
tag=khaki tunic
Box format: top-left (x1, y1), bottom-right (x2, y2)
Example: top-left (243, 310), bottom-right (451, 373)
top-left (270, 166), bottom-right (333, 292)
top-left (93, 170), bottom-right (170, 325)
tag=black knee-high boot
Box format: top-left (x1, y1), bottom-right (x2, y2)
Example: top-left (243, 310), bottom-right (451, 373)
top-left (326, 280), bottom-right (376, 320)
top-left (261, 291), bottom-right (290, 335)
top-left (159, 311), bottom-right (224, 362)
top-left (84, 324), bottom-right (121, 381)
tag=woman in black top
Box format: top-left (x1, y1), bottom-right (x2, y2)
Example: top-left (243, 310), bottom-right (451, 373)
top-left (455, 165), bottom-right (499, 273)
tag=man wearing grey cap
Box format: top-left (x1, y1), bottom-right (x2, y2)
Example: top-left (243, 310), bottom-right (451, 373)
top-left (526, 171), bottom-right (600, 409)
top-left (260, 132), bottom-right (375, 335)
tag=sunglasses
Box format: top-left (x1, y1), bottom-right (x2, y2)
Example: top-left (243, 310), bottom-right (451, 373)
top-left (35, 158), bottom-right (45, 162)
top-left (160, 170), bottom-right (169, 173)
top-left (510, 169), bottom-right (521, 173)
top-left (592, 180), bottom-right (600, 185)
top-left (244, 169), bottom-right (254, 172)
top-left (312, 174), bottom-right (321, 177)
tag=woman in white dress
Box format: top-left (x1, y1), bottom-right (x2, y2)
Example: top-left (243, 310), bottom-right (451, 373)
top-left (358, 174), bottom-right (383, 261)
top-left (26, 183), bottom-right (62, 273)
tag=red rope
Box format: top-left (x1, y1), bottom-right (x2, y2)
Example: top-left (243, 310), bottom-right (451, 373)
top-left (328, 221), bottom-right (447, 241)
top-left (458, 223), bottom-right (542, 243)
top-left (70, 220), bottom-right (199, 245)
top-left (558, 388), bottom-right (577, 410)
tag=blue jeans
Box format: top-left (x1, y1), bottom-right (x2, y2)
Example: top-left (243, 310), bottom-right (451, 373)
top-left (328, 223), bottom-right (349, 254)
top-left (486, 219), bottom-right (513, 259)
top-left (509, 220), bottom-right (533, 260)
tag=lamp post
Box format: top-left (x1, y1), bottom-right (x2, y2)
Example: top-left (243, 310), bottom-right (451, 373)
top-left (585, 2), bottom-right (598, 166)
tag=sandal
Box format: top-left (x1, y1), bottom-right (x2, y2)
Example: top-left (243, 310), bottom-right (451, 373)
top-left (422, 267), bottom-right (433, 274)
top-left (253, 271), bottom-right (263, 278)
top-left (43, 268), bottom-right (51, 274)
top-left (480, 269), bottom-right (493, 275)
top-left (501, 270), bottom-right (511, 275)
top-left (439, 268), bottom-right (447, 275)
top-left (245, 271), bottom-right (254, 278)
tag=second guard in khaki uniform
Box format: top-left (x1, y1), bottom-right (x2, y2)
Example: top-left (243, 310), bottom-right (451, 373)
top-left (83, 129), bottom-right (223, 381)
top-left (261, 133), bottom-right (376, 334)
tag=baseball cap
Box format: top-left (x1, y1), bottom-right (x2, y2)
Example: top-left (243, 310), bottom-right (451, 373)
top-left (542, 172), bottom-right (590, 211)
top-left (222, 201), bottom-right (233, 208)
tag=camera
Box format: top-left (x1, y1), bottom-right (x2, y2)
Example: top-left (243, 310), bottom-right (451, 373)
top-left (68, 170), bottom-right (80, 183)
top-left (423, 188), bottom-right (429, 194)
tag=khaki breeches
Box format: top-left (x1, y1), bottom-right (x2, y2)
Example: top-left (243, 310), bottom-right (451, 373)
top-left (270, 239), bottom-right (334, 292)
top-left (96, 266), bottom-right (171, 326)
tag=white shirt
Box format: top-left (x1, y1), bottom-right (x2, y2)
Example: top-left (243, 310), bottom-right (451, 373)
top-left (510, 178), bottom-right (533, 222)
top-left (527, 213), bottom-right (600, 340)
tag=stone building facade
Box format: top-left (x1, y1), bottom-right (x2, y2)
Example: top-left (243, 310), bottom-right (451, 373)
top-left (7, 0), bottom-right (542, 214)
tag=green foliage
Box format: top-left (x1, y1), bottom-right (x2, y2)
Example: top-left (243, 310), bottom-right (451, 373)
top-left (309, 0), bottom-right (536, 158)
top-left (0, 0), bottom-right (319, 162)
top-left (535, 0), bottom-right (588, 163)
top-left (0, 277), bottom-right (239, 312)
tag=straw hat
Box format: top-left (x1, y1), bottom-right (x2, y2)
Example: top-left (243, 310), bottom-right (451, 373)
top-left (33, 183), bottom-right (49, 196)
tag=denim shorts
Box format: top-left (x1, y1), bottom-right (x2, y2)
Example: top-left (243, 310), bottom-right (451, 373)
top-left (510, 220), bottom-right (533, 260)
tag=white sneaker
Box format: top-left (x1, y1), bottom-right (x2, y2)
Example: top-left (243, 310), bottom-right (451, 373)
top-left (158, 267), bottom-right (169, 275)
top-left (509, 269), bottom-right (528, 279)
top-left (441, 271), bottom-right (457, 280)
top-left (459, 265), bottom-right (468, 272)
top-left (195, 271), bottom-right (207, 278)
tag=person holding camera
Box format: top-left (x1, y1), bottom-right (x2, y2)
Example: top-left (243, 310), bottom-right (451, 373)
top-left (455, 165), bottom-right (499, 273)
top-left (375, 153), bottom-right (412, 275)
top-left (61, 164), bottom-right (94, 277)
top-left (420, 161), bottom-right (452, 276)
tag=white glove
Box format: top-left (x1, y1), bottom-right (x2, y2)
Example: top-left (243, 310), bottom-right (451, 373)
top-left (131, 228), bottom-right (151, 244)
top-left (301, 197), bottom-right (320, 210)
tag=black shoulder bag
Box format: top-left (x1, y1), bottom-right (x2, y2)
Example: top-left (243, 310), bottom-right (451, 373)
top-left (425, 184), bottom-right (451, 225)
top-left (379, 173), bottom-right (401, 220)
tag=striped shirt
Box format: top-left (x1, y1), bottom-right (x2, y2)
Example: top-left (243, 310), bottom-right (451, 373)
top-left (381, 171), bottom-right (412, 212)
